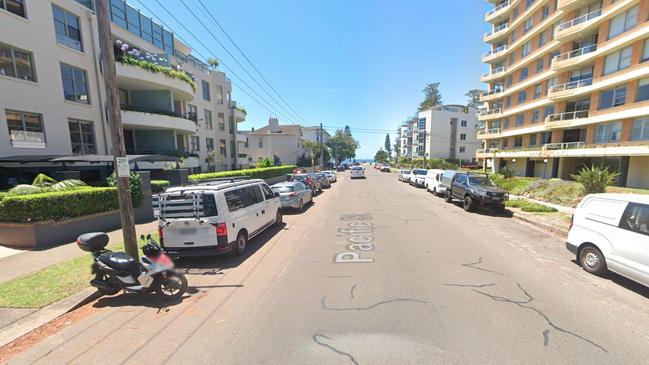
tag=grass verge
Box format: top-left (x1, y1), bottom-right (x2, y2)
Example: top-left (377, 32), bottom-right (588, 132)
top-left (506, 199), bottom-right (558, 213)
top-left (0, 234), bottom-right (156, 309)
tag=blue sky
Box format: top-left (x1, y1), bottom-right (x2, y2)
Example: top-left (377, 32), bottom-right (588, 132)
top-left (138, 0), bottom-right (492, 158)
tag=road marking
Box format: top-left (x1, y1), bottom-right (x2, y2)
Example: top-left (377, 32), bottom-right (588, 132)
top-left (334, 214), bottom-right (376, 263)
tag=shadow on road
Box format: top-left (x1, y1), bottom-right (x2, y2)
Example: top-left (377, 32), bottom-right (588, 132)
top-left (448, 201), bottom-right (514, 218)
top-left (282, 202), bottom-right (315, 215)
top-left (570, 259), bottom-right (649, 299)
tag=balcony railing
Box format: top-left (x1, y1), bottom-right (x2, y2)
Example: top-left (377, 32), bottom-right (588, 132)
top-left (485, 23), bottom-right (509, 37)
top-left (545, 110), bottom-right (589, 123)
top-left (481, 88), bottom-right (504, 98)
top-left (487, 1), bottom-right (511, 16)
top-left (557, 8), bottom-right (602, 31)
top-left (478, 128), bottom-right (502, 136)
top-left (480, 108), bottom-right (503, 116)
top-left (483, 67), bottom-right (505, 78)
top-left (542, 141), bottom-right (586, 150)
top-left (549, 78), bottom-right (593, 93)
top-left (120, 104), bottom-right (197, 123)
top-left (484, 45), bottom-right (507, 58)
top-left (553, 44), bottom-right (597, 63)
top-left (477, 147), bottom-right (501, 154)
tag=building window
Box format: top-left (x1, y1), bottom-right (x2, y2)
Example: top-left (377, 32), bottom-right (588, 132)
top-left (68, 119), bottom-right (96, 154)
top-left (460, 133), bottom-right (466, 140)
top-left (418, 118), bottom-right (426, 129)
top-left (216, 85), bottom-right (224, 104)
top-left (541, 5), bottom-right (549, 20)
top-left (203, 109), bottom-right (213, 129)
top-left (632, 118), bottom-right (649, 141)
top-left (503, 117), bottom-right (510, 129)
top-left (0, 42), bottom-right (36, 81)
top-left (518, 90), bottom-right (527, 103)
top-left (218, 112), bottom-right (225, 131)
top-left (6, 109), bottom-right (45, 148)
top-left (219, 139), bottom-right (227, 157)
top-left (515, 113), bottom-right (524, 127)
top-left (608, 5), bottom-right (638, 39)
top-left (1, 0), bottom-right (25, 18)
top-left (202, 80), bottom-right (210, 101)
top-left (534, 84), bottom-right (542, 99)
top-left (190, 135), bottom-right (200, 151)
top-left (188, 104), bottom-right (197, 121)
top-left (206, 137), bottom-right (214, 152)
top-left (60, 63), bottom-right (89, 104)
top-left (521, 42), bottom-right (531, 58)
top-left (643, 39), bottom-right (649, 62)
top-left (541, 131), bottom-right (552, 145)
top-left (595, 122), bottom-right (622, 143)
top-left (52, 5), bottom-right (83, 52)
top-left (529, 133), bottom-right (537, 146)
top-left (502, 138), bottom-right (509, 148)
top-left (637, 78), bottom-right (649, 102)
top-left (524, 18), bottom-right (533, 33)
top-left (459, 146), bottom-right (466, 153)
top-left (598, 86), bottom-right (627, 109)
top-left (461, 120), bottom-right (467, 127)
top-left (258, 137), bottom-right (263, 148)
top-left (546, 76), bottom-right (558, 92)
top-left (538, 31), bottom-right (547, 47)
top-left (514, 136), bottom-right (523, 147)
top-left (603, 46), bottom-right (632, 75)
top-left (543, 105), bottom-right (554, 119)
top-left (519, 67), bottom-right (528, 81)
top-left (536, 58), bottom-right (544, 73)
top-left (532, 110), bottom-right (539, 123)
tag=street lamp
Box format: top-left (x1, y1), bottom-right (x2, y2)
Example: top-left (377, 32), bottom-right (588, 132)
top-left (543, 158), bottom-right (548, 179)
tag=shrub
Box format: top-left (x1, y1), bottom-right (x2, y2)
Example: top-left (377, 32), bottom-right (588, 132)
top-left (505, 199), bottom-right (557, 213)
top-left (0, 188), bottom-right (120, 223)
top-left (0, 192), bottom-right (7, 201)
top-left (116, 54), bottom-right (196, 91)
top-left (188, 165), bottom-right (296, 184)
top-left (491, 175), bottom-right (537, 195)
top-left (107, 171), bottom-right (143, 207)
top-left (499, 166), bottom-right (516, 179)
top-left (151, 180), bottom-right (170, 193)
top-left (523, 178), bottom-right (584, 207)
top-left (257, 158), bottom-right (274, 168)
top-left (571, 165), bottom-right (620, 194)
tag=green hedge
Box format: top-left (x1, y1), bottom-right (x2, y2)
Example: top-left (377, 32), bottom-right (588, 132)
top-left (151, 180), bottom-right (170, 193)
top-left (0, 187), bottom-right (120, 223)
top-left (506, 199), bottom-right (558, 213)
top-left (188, 165), bottom-right (296, 184)
top-left (0, 192), bottom-right (7, 202)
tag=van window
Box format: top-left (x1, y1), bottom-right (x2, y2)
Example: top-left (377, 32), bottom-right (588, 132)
top-left (619, 203), bottom-right (649, 236)
top-left (250, 186), bottom-right (264, 203)
top-left (157, 192), bottom-right (218, 218)
top-left (261, 184), bottom-right (274, 199)
top-left (225, 189), bottom-right (246, 212)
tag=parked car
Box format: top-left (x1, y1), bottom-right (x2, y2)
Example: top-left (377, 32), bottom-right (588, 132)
top-left (271, 181), bottom-right (312, 211)
top-left (566, 194), bottom-right (649, 287)
top-left (293, 173), bottom-right (318, 194)
top-left (409, 169), bottom-right (428, 187)
top-left (380, 165), bottom-right (391, 172)
top-left (321, 170), bottom-right (337, 183)
top-left (439, 170), bottom-right (457, 194)
top-left (399, 169), bottom-right (412, 182)
top-left (314, 173), bottom-right (331, 189)
top-left (336, 166), bottom-right (345, 172)
top-left (444, 172), bottom-right (508, 213)
top-left (351, 166), bottom-right (365, 179)
top-left (155, 179), bottom-right (282, 257)
top-left (424, 169), bottom-right (445, 195)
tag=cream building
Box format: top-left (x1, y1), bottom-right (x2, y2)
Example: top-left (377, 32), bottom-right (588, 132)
top-left (479, 0), bottom-right (649, 187)
top-left (0, 0), bottom-right (245, 183)
top-left (238, 118), bottom-right (305, 166)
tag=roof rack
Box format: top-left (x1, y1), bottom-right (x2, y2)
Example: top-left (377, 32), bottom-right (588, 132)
top-left (201, 176), bottom-right (251, 185)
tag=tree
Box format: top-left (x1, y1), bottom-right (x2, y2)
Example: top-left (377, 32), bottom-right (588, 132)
top-left (327, 130), bottom-right (358, 164)
top-left (374, 149), bottom-right (389, 163)
top-left (465, 89), bottom-right (483, 108)
top-left (304, 140), bottom-right (331, 165)
top-left (384, 134), bottom-right (392, 156)
top-left (207, 57), bottom-right (220, 69)
top-left (418, 82), bottom-right (442, 111)
top-left (571, 165), bottom-right (620, 194)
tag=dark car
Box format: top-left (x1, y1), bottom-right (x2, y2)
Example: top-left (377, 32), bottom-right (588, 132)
top-left (292, 174), bottom-right (318, 194)
top-left (445, 172), bottom-right (508, 213)
top-left (336, 165), bottom-right (345, 172)
top-left (313, 173), bottom-right (331, 189)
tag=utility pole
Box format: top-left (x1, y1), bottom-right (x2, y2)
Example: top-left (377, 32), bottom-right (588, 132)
top-left (422, 131), bottom-right (427, 169)
top-left (96, 0), bottom-right (138, 258)
top-left (319, 123), bottom-right (324, 170)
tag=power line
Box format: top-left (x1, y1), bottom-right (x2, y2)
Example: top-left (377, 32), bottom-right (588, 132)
top-left (178, 0), bottom-right (302, 125)
top-left (196, 0), bottom-right (309, 124)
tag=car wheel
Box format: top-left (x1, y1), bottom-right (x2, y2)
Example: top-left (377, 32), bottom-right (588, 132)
top-left (579, 245), bottom-right (607, 276)
top-left (445, 190), bottom-right (453, 203)
top-left (233, 231), bottom-right (248, 256)
top-left (274, 209), bottom-right (283, 226)
top-left (298, 199), bottom-right (304, 212)
top-left (463, 196), bottom-right (475, 212)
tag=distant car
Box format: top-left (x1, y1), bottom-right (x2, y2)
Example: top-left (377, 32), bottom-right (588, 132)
top-left (424, 169), bottom-right (445, 195)
top-left (566, 194), bottom-right (649, 287)
top-left (292, 174), bottom-right (318, 194)
top-left (271, 181), bottom-right (312, 211)
top-left (399, 169), bottom-right (412, 182)
top-left (336, 166), bottom-right (345, 172)
top-left (409, 169), bottom-right (428, 187)
top-left (380, 165), bottom-right (391, 172)
top-left (313, 173), bottom-right (331, 189)
top-left (374, 163), bottom-right (381, 170)
top-left (351, 166), bottom-right (365, 179)
top-left (445, 172), bottom-right (508, 213)
top-left (321, 170), bottom-right (337, 183)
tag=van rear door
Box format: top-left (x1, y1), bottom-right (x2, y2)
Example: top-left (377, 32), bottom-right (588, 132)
top-left (158, 192), bottom-right (219, 249)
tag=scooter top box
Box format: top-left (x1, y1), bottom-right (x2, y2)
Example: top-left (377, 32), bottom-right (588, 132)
top-left (76, 232), bottom-right (109, 252)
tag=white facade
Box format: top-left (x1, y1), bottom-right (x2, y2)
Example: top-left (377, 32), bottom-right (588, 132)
top-left (300, 126), bottom-right (330, 145)
top-left (238, 118), bottom-right (304, 166)
top-left (0, 0), bottom-right (244, 179)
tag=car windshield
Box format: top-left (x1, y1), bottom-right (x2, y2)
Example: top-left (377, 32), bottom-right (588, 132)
top-left (403, 170), bottom-right (411, 174)
top-left (272, 186), bottom-right (294, 193)
top-left (468, 176), bottom-right (495, 186)
top-left (293, 175), bottom-right (308, 182)
top-left (413, 169), bottom-right (427, 175)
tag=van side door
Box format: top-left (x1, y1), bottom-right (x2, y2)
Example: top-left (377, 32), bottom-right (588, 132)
top-left (614, 203), bottom-right (649, 285)
top-left (261, 183), bottom-right (279, 224)
top-left (224, 188), bottom-right (249, 241)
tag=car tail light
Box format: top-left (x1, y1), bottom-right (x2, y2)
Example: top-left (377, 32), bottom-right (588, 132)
top-left (216, 222), bottom-right (228, 237)
top-left (158, 226), bottom-right (164, 245)
top-left (289, 192), bottom-right (298, 197)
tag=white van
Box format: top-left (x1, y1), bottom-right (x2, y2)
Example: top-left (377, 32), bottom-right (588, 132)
top-left (156, 179), bottom-right (282, 257)
top-left (567, 193), bottom-right (649, 287)
top-left (424, 169), bottom-right (445, 195)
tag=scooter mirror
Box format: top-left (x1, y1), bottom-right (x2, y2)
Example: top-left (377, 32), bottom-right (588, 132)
top-left (146, 234), bottom-right (151, 240)
top-left (140, 234), bottom-right (145, 240)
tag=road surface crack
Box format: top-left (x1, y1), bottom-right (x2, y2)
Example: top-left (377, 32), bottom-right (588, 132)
top-left (313, 334), bottom-right (359, 365)
top-left (462, 257), bottom-right (507, 277)
top-left (444, 283), bottom-right (495, 288)
top-left (321, 296), bottom-right (427, 311)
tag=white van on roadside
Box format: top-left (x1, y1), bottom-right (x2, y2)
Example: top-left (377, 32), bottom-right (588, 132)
top-left (566, 193), bottom-right (649, 288)
top-left (424, 169), bottom-right (445, 195)
top-left (156, 178), bottom-right (282, 257)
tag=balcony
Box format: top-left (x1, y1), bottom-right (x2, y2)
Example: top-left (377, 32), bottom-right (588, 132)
top-left (121, 106), bottom-right (198, 134)
top-left (558, 0), bottom-right (595, 11)
top-left (230, 100), bottom-right (247, 123)
top-left (544, 110), bottom-right (589, 128)
top-left (482, 45), bottom-right (508, 62)
top-left (555, 9), bottom-right (602, 40)
top-left (484, 23), bottom-right (509, 42)
top-left (548, 78), bottom-right (593, 99)
top-left (478, 108), bottom-right (503, 119)
top-left (480, 88), bottom-right (505, 101)
top-left (485, 1), bottom-right (512, 22)
top-left (542, 141), bottom-right (586, 150)
top-left (477, 128), bottom-right (502, 139)
top-left (481, 66), bottom-right (506, 82)
top-left (551, 44), bottom-right (597, 70)
top-left (116, 61), bottom-right (194, 102)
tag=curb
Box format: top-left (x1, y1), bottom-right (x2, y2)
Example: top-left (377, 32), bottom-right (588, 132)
top-left (512, 212), bottom-right (569, 238)
top-left (0, 287), bottom-right (103, 348)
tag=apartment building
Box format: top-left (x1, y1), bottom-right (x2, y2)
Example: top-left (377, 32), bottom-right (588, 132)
top-left (0, 0), bottom-right (245, 181)
top-left (238, 117), bottom-right (305, 166)
top-left (300, 126), bottom-right (330, 145)
top-left (479, 0), bottom-right (649, 187)
top-left (400, 105), bottom-right (480, 161)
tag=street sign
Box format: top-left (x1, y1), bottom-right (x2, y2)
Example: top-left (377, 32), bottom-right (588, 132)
top-left (115, 157), bottom-right (130, 177)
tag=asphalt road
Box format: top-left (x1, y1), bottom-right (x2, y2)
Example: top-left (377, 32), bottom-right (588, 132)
top-left (6, 166), bottom-right (649, 364)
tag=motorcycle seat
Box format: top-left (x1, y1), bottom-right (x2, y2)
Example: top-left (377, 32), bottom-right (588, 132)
top-left (98, 252), bottom-right (139, 273)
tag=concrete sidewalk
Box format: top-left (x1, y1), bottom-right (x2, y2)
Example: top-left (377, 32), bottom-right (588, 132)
top-left (0, 221), bottom-right (158, 285)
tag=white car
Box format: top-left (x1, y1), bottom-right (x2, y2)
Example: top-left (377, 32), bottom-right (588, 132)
top-left (399, 169), bottom-right (412, 182)
top-left (156, 179), bottom-right (282, 257)
top-left (424, 169), bottom-right (445, 195)
top-left (409, 169), bottom-right (428, 187)
top-left (321, 170), bottom-right (337, 183)
top-left (566, 193), bottom-right (649, 287)
top-left (351, 166), bottom-right (365, 179)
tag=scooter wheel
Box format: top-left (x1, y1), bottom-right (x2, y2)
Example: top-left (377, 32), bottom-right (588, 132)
top-left (155, 272), bottom-right (188, 300)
